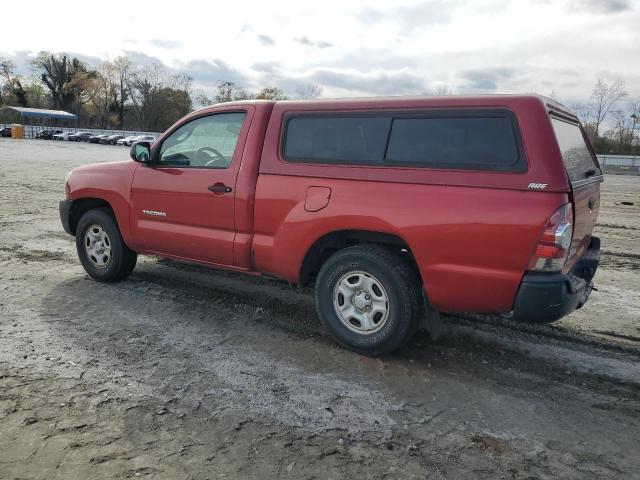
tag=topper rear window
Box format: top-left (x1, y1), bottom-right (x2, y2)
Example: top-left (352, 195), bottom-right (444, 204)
top-left (551, 117), bottom-right (602, 182)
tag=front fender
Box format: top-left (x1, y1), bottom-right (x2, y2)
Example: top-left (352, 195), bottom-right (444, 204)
top-left (66, 161), bottom-right (138, 249)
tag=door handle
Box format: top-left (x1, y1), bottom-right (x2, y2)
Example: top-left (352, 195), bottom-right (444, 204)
top-left (208, 183), bottom-right (232, 193)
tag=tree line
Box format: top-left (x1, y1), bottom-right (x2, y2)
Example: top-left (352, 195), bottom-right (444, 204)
top-left (0, 53), bottom-right (192, 131)
top-left (0, 52), bottom-right (322, 132)
top-left (0, 51), bottom-right (638, 154)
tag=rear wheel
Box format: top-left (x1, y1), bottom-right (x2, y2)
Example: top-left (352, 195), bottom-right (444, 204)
top-left (75, 208), bottom-right (137, 282)
top-left (314, 245), bottom-right (421, 356)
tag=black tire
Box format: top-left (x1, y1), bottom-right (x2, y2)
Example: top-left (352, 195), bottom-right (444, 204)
top-left (75, 207), bottom-right (137, 282)
top-left (314, 245), bottom-right (421, 356)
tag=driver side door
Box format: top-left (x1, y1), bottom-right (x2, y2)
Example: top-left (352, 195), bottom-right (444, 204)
top-left (130, 108), bottom-right (251, 266)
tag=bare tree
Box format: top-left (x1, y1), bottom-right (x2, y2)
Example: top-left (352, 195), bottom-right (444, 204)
top-left (296, 83), bottom-right (322, 100)
top-left (127, 64), bottom-right (193, 131)
top-left (0, 58), bottom-right (13, 105)
top-left (215, 81), bottom-right (252, 103)
top-left (570, 102), bottom-right (592, 126)
top-left (629, 99), bottom-right (640, 154)
top-left (255, 87), bottom-right (287, 100)
top-left (432, 84), bottom-right (453, 96)
top-left (85, 62), bottom-right (118, 128)
top-left (610, 109), bottom-right (632, 153)
top-left (127, 64), bottom-right (166, 130)
top-left (192, 89), bottom-right (213, 108)
top-left (32, 52), bottom-right (95, 114)
top-left (0, 59), bottom-right (29, 107)
top-left (590, 77), bottom-right (627, 142)
top-left (113, 56), bottom-right (132, 129)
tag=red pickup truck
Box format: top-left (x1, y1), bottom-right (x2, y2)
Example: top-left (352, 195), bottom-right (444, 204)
top-left (60, 95), bottom-right (602, 355)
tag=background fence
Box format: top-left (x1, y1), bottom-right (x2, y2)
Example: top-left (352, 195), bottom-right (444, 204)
top-left (597, 155), bottom-right (640, 168)
top-left (2, 125), bottom-right (640, 174)
top-left (597, 155), bottom-right (640, 175)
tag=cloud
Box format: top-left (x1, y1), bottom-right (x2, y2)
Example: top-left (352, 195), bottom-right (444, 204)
top-left (251, 61), bottom-right (280, 74)
top-left (1, 50), bottom-right (113, 77)
top-left (122, 50), bottom-right (165, 66)
top-left (119, 53), bottom-right (249, 90)
top-left (569, 0), bottom-right (632, 13)
top-left (0, 50), bottom-right (36, 76)
top-left (70, 52), bottom-right (105, 68)
top-left (293, 36), bottom-right (333, 48)
top-left (459, 67), bottom-right (516, 92)
top-left (307, 68), bottom-right (427, 96)
top-left (359, 0), bottom-right (454, 35)
top-left (294, 36), bottom-right (313, 46)
top-left (257, 34), bottom-right (276, 46)
top-left (2, 1), bottom-right (639, 105)
top-left (149, 38), bottom-right (183, 49)
top-left (178, 58), bottom-right (249, 87)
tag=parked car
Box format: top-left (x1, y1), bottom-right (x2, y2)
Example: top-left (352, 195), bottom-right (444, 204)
top-left (52, 132), bottom-right (70, 141)
top-left (101, 134), bottom-right (125, 145)
top-left (121, 134), bottom-right (155, 147)
top-left (1, 126), bottom-right (12, 137)
top-left (36, 129), bottom-right (63, 140)
top-left (88, 134), bottom-right (109, 144)
top-left (59, 95), bottom-right (602, 356)
top-left (68, 131), bottom-right (93, 142)
top-left (117, 135), bottom-right (138, 146)
top-left (134, 135), bottom-right (156, 145)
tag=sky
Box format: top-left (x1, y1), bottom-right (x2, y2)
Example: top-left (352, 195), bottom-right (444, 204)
top-left (2, 0), bottom-right (639, 104)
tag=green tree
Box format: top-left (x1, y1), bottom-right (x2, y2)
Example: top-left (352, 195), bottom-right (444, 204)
top-left (24, 82), bottom-right (48, 108)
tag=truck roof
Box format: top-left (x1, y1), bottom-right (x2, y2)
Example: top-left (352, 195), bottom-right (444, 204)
top-left (202, 94), bottom-right (576, 118)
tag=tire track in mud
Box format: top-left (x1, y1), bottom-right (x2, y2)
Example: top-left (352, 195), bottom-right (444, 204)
top-left (0, 245), bottom-right (75, 263)
top-left (598, 223), bottom-right (640, 231)
top-left (2, 244), bottom-right (638, 396)
top-left (600, 249), bottom-right (640, 270)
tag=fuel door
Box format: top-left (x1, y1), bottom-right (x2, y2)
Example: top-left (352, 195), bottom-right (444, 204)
top-left (304, 186), bottom-right (332, 212)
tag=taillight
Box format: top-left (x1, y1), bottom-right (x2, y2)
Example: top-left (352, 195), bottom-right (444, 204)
top-left (527, 203), bottom-right (574, 272)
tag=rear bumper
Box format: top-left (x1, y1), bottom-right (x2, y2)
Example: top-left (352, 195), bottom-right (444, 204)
top-left (59, 199), bottom-right (74, 235)
top-left (513, 236), bottom-right (600, 323)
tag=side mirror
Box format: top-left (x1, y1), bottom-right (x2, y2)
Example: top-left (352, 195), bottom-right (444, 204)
top-left (131, 141), bottom-right (151, 163)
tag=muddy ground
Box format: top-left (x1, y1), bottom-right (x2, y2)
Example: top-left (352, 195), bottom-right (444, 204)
top-left (0, 139), bottom-right (639, 479)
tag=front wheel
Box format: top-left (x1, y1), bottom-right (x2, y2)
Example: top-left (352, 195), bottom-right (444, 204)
top-left (75, 208), bottom-right (137, 282)
top-left (315, 245), bottom-right (421, 356)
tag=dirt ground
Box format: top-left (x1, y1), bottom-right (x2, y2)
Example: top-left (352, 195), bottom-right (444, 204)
top-left (0, 139), bottom-right (639, 479)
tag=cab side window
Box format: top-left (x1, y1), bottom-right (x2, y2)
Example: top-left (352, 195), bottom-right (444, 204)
top-left (158, 112), bottom-right (246, 168)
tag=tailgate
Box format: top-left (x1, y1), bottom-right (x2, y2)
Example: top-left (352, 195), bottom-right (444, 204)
top-left (550, 116), bottom-right (603, 271)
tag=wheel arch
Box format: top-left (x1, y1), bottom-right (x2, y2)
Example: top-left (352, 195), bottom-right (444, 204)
top-left (68, 198), bottom-right (115, 235)
top-left (299, 229), bottom-right (422, 287)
